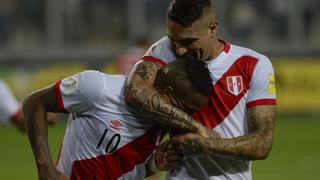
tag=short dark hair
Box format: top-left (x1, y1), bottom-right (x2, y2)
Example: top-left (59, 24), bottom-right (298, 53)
top-left (156, 58), bottom-right (213, 97)
top-left (168, 0), bottom-right (211, 27)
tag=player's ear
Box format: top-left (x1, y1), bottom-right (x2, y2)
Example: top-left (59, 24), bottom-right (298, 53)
top-left (209, 20), bottom-right (217, 31)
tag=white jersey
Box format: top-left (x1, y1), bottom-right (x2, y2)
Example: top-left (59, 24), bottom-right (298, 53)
top-left (54, 71), bottom-right (162, 180)
top-left (143, 36), bottom-right (277, 180)
top-left (0, 79), bottom-right (20, 123)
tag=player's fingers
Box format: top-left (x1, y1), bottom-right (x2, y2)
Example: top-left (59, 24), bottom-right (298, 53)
top-left (165, 151), bottom-right (184, 163)
top-left (171, 133), bottom-right (195, 143)
top-left (170, 139), bottom-right (188, 151)
top-left (166, 155), bottom-right (183, 164)
top-left (165, 152), bottom-right (183, 160)
top-left (158, 140), bottom-right (169, 150)
top-left (164, 149), bottom-right (181, 155)
top-left (166, 162), bottom-right (183, 170)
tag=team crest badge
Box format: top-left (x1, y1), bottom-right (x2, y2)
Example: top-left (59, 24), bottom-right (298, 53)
top-left (227, 76), bottom-right (243, 96)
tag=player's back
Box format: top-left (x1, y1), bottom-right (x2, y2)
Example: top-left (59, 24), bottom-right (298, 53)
top-left (54, 71), bottom-right (161, 179)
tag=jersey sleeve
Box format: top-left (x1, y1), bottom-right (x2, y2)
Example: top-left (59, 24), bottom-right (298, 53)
top-left (246, 55), bottom-right (277, 107)
top-left (54, 70), bottom-right (106, 113)
top-left (142, 36), bottom-right (176, 66)
top-left (0, 80), bottom-right (20, 123)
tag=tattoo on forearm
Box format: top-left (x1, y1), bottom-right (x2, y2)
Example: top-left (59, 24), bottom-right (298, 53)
top-left (174, 106), bottom-right (275, 160)
top-left (210, 105), bottom-right (275, 159)
top-left (143, 92), bottom-right (197, 132)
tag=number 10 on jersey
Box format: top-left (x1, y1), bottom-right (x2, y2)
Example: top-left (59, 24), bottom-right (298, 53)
top-left (96, 128), bottom-right (121, 154)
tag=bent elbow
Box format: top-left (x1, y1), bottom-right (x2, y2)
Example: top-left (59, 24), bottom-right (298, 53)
top-left (255, 144), bottom-right (273, 160)
top-left (256, 151), bottom-right (269, 160)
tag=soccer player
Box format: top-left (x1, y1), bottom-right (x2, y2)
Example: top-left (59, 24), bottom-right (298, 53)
top-left (125, 0), bottom-right (277, 179)
top-left (0, 79), bottom-right (57, 133)
top-left (23, 58), bottom-right (215, 179)
top-left (0, 79), bottom-right (25, 132)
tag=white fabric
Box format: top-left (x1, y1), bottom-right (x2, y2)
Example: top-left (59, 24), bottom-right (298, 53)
top-left (55, 70), bottom-right (160, 179)
top-left (0, 80), bottom-right (20, 123)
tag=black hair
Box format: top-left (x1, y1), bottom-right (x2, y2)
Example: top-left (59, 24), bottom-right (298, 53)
top-left (156, 58), bottom-right (213, 97)
top-left (168, 0), bottom-right (211, 27)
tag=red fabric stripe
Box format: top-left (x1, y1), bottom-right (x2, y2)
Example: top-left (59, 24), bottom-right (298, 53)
top-left (70, 127), bottom-right (159, 180)
top-left (192, 56), bottom-right (258, 129)
top-left (54, 80), bottom-right (66, 112)
top-left (246, 99), bottom-right (276, 108)
top-left (218, 39), bottom-right (230, 53)
top-left (9, 108), bottom-right (22, 122)
top-left (142, 56), bottom-right (166, 67)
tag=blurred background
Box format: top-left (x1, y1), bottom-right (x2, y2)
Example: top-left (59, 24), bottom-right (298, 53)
top-left (0, 0), bottom-right (319, 179)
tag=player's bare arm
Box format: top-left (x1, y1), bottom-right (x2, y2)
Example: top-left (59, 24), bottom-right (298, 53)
top-left (23, 86), bottom-right (67, 180)
top-left (171, 105), bottom-right (276, 160)
top-left (126, 60), bottom-right (218, 138)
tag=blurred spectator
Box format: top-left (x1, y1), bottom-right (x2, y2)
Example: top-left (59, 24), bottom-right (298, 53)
top-left (0, 0), bottom-right (17, 46)
top-left (0, 79), bottom-right (57, 133)
top-left (228, 0), bottom-right (259, 41)
top-left (65, 0), bottom-right (85, 42)
top-left (267, 0), bottom-right (291, 40)
top-left (303, 0), bottom-right (320, 39)
top-left (0, 79), bottom-right (25, 132)
top-left (115, 37), bottom-right (150, 75)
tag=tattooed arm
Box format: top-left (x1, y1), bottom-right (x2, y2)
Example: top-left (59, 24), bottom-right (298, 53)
top-left (23, 86), bottom-right (68, 179)
top-left (171, 105), bottom-right (276, 160)
top-left (126, 60), bottom-right (217, 138)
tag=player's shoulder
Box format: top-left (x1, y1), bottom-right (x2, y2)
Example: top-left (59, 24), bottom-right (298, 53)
top-left (61, 70), bottom-right (107, 97)
top-left (151, 36), bottom-right (171, 49)
top-left (78, 70), bottom-right (105, 79)
top-left (77, 70), bottom-right (126, 88)
top-left (229, 44), bottom-right (271, 63)
top-left (144, 36), bottom-right (176, 63)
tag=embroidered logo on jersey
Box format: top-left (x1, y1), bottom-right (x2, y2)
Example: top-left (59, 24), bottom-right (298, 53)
top-left (110, 120), bottom-right (122, 130)
top-left (61, 75), bottom-right (80, 95)
top-left (227, 76), bottom-right (243, 96)
top-left (268, 74), bottom-right (276, 95)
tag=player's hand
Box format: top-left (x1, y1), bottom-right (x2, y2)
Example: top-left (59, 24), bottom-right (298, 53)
top-left (38, 166), bottom-right (68, 180)
top-left (170, 133), bottom-right (219, 156)
top-left (197, 126), bottom-right (220, 139)
top-left (47, 112), bottom-right (58, 125)
top-left (154, 141), bottom-right (184, 171)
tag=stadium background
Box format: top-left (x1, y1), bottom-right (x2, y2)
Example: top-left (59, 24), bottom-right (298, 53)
top-left (0, 0), bottom-right (319, 179)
